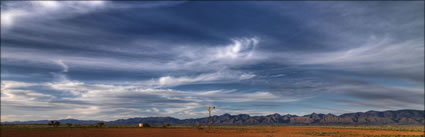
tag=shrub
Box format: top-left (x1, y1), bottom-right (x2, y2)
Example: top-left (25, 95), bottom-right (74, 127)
top-left (55, 121), bottom-right (60, 127)
top-left (143, 123), bottom-right (151, 127)
top-left (162, 123), bottom-right (170, 128)
top-left (96, 122), bottom-right (104, 128)
top-left (48, 121), bottom-right (60, 127)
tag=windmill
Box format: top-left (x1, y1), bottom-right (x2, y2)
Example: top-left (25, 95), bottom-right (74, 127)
top-left (207, 105), bottom-right (216, 127)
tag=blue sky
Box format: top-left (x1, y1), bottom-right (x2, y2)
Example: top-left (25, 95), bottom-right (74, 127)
top-left (1, 1), bottom-right (424, 121)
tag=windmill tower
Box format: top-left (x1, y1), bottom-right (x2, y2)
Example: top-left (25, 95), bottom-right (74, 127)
top-left (208, 105), bottom-right (216, 127)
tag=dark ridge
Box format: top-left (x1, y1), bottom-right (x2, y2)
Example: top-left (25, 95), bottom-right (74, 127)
top-left (2, 109), bottom-right (424, 125)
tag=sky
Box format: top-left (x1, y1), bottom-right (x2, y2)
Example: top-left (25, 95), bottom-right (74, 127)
top-left (1, 1), bottom-right (424, 122)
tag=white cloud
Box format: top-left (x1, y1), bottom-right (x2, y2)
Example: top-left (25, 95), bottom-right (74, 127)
top-left (1, 10), bottom-right (26, 28)
top-left (157, 70), bottom-right (256, 87)
top-left (215, 38), bottom-right (259, 59)
top-left (47, 80), bottom-right (86, 96)
top-left (299, 37), bottom-right (423, 67)
top-left (1, 37), bottom-right (262, 73)
top-left (1, 81), bottom-right (53, 101)
top-left (54, 60), bottom-right (69, 72)
top-left (1, 80), bottom-right (36, 90)
top-left (179, 37), bottom-right (262, 68)
top-left (239, 73), bottom-right (256, 80)
top-left (1, 78), bottom-right (296, 121)
top-left (152, 107), bottom-right (160, 113)
top-left (37, 1), bottom-right (60, 9)
top-left (272, 36), bottom-right (424, 82)
top-left (1, 1), bottom-right (105, 29)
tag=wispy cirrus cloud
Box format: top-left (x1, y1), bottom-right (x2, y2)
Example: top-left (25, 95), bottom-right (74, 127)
top-left (156, 71), bottom-right (256, 87)
top-left (1, 1), bottom-right (105, 29)
top-left (272, 36), bottom-right (424, 82)
top-left (2, 37), bottom-right (260, 73)
top-left (1, 74), bottom-right (295, 121)
top-left (1, 1), bottom-right (423, 121)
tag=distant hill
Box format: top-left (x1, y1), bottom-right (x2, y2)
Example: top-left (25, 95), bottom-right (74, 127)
top-left (2, 109), bottom-right (424, 125)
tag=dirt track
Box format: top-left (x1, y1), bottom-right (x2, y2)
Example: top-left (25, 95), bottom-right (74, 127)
top-left (2, 126), bottom-right (424, 137)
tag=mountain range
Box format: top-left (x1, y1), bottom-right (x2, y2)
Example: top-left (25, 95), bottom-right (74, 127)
top-left (2, 109), bottom-right (424, 125)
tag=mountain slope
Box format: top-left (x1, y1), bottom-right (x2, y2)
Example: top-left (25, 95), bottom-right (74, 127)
top-left (2, 109), bottom-right (424, 125)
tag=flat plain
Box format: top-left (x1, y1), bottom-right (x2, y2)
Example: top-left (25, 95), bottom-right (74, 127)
top-left (1, 125), bottom-right (424, 137)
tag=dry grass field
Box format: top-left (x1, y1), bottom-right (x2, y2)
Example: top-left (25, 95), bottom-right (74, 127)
top-left (1, 125), bottom-right (424, 137)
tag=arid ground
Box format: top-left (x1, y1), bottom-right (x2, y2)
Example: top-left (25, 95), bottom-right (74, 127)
top-left (1, 126), bottom-right (424, 137)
